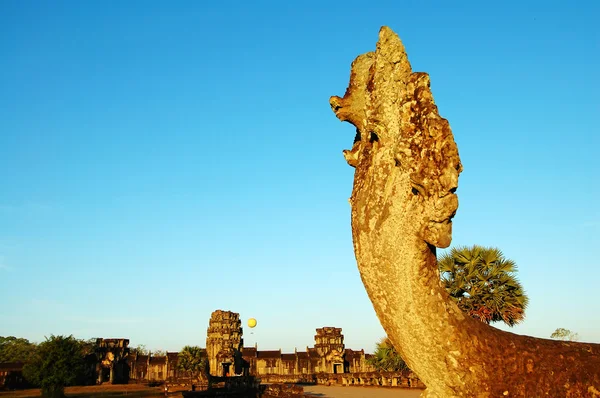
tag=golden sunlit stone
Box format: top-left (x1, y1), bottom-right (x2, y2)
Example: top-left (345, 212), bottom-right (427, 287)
top-left (330, 26), bottom-right (600, 397)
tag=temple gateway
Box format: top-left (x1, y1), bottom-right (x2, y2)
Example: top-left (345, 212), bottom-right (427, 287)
top-left (0, 309), bottom-right (376, 386)
top-left (125, 309), bottom-right (375, 383)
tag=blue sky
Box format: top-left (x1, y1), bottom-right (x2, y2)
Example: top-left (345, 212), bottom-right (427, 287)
top-left (1, 0), bottom-right (598, 353)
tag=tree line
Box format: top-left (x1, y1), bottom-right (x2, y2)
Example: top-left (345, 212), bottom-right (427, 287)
top-left (1, 335), bottom-right (98, 397)
top-left (0, 336), bottom-right (207, 398)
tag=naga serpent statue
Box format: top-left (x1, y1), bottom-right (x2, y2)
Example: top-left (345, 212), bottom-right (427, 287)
top-left (330, 26), bottom-right (600, 397)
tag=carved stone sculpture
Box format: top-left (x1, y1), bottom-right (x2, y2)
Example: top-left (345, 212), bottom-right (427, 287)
top-left (330, 26), bottom-right (600, 397)
top-left (206, 310), bottom-right (243, 377)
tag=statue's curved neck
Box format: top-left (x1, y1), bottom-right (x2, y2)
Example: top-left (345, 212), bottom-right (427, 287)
top-left (352, 214), bottom-right (484, 391)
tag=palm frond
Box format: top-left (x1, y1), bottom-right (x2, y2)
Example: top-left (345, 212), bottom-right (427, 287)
top-left (437, 245), bottom-right (528, 327)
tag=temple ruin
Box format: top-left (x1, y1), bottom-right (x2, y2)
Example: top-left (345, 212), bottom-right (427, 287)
top-left (126, 309), bottom-right (375, 383)
top-left (0, 310), bottom-right (382, 389)
top-left (206, 310), bottom-right (244, 377)
top-left (94, 338), bottom-right (130, 384)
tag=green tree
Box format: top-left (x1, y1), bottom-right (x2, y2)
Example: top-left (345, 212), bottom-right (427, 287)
top-left (550, 328), bottom-right (579, 341)
top-left (0, 336), bottom-right (37, 362)
top-left (152, 349), bottom-right (167, 357)
top-left (130, 344), bottom-right (149, 355)
top-left (178, 346), bottom-right (207, 386)
top-left (22, 335), bottom-right (88, 398)
top-left (366, 337), bottom-right (409, 372)
top-left (438, 245), bottom-right (529, 326)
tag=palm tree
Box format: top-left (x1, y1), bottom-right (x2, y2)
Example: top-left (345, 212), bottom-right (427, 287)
top-left (178, 346), bottom-right (207, 388)
top-left (367, 337), bottom-right (410, 372)
top-left (438, 245), bottom-right (529, 326)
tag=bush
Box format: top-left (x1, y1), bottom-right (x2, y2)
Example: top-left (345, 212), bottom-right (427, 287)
top-left (23, 335), bottom-right (88, 398)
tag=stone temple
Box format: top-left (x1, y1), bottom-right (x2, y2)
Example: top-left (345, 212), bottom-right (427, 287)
top-left (205, 310), bottom-right (373, 377)
top-left (206, 310), bottom-right (244, 376)
top-left (0, 309), bottom-right (377, 388)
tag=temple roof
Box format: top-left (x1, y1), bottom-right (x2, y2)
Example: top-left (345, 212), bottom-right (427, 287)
top-left (344, 349), bottom-right (363, 358)
top-left (242, 347), bottom-right (257, 355)
top-left (307, 348), bottom-right (320, 358)
top-left (150, 356), bottom-right (166, 365)
top-left (135, 355), bottom-right (149, 363)
top-left (281, 353), bottom-right (296, 361)
top-left (257, 350), bottom-right (280, 359)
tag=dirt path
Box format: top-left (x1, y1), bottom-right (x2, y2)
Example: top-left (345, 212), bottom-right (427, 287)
top-left (1, 384), bottom-right (424, 398)
top-left (303, 385), bottom-right (423, 398)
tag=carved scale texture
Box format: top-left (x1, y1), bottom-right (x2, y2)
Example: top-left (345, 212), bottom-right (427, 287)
top-left (330, 26), bottom-right (600, 397)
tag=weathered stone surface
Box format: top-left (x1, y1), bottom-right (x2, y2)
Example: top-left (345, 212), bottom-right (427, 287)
top-left (262, 383), bottom-right (306, 398)
top-left (330, 26), bottom-right (600, 397)
top-left (206, 310), bottom-right (243, 377)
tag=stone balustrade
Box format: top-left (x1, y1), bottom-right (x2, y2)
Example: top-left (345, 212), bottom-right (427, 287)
top-left (256, 371), bottom-right (424, 390)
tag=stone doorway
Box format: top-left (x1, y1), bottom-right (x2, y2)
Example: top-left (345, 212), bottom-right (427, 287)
top-left (101, 367), bottom-right (111, 382)
top-left (333, 363), bottom-right (342, 374)
top-left (222, 362), bottom-right (231, 376)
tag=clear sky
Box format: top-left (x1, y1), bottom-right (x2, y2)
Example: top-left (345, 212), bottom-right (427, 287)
top-left (1, 0), bottom-right (598, 354)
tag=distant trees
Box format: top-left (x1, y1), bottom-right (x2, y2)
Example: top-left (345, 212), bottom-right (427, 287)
top-left (550, 328), bottom-right (579, 341)
top-left (438, 245), bottom-right (529, 326)
top-left (130, 345), bottom-right (166, 357)
top-left (0, 336), bottom-right (37, 363)
top-left (130, 344), bottom-right (149, 355)
top-left (178, 346), bottom-right (207, 386)
top-left (366, 338), bottom-right (409, 372)
top-left (22, 335), bottom-right (89, 398)
top-left (3, 336), bottom-right (186, 394)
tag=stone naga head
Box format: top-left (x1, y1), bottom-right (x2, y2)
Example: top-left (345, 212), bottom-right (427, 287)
top-left (330, 27), bottom-right (462, 249)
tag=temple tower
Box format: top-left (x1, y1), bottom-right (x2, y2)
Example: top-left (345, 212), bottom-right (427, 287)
top-left (206, 310), bottom-right (243, 376)
top-left (314, 327), bottom-right (345, 373)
